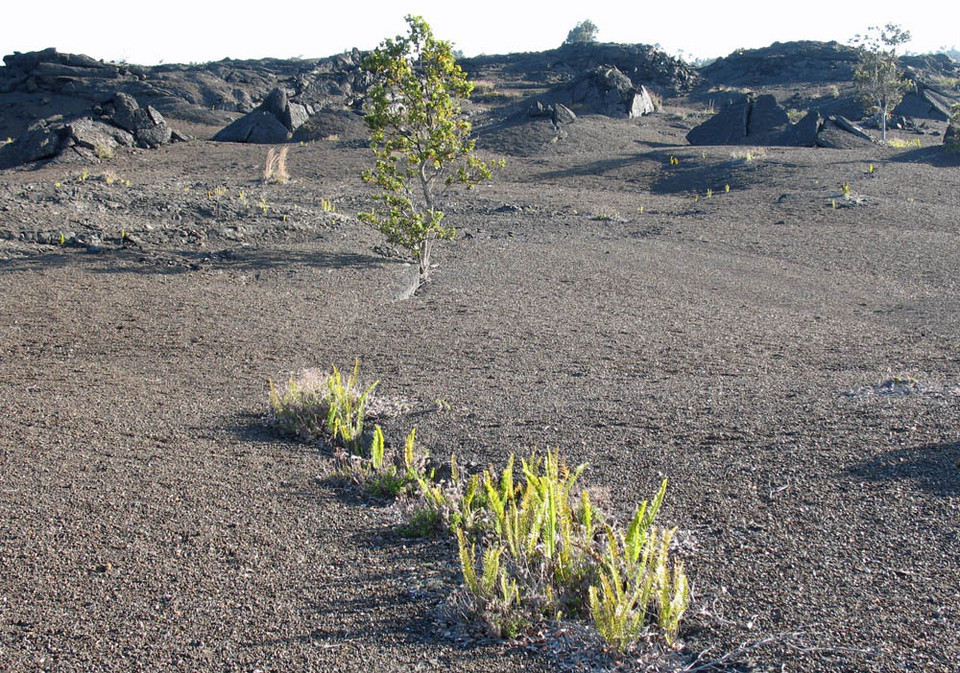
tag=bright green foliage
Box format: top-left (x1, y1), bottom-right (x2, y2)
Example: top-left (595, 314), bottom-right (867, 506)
top-left (267, 360), bottom-right (377, 446)
top-left (450, 448), bottom-right (688, 651)
top-left (589, 480), bottom-right (690, 650)
top-left (851, 24), bottom-right (912, 142)
top-left (324, 360), bottom-right (378, 446)
top-left (360, 15), bottom-right (502, 283)
top-left (351, 426), bottom-right (424, 499)
top-left (456, 529), bottom-right (526, 636)
top-left (369, 425), bottom-right (386, 469)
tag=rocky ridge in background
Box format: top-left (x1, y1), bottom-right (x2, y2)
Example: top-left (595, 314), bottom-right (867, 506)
top-left (698, 41), bottom-right (861, 86)
top-left (1, 40), bottom-right (958, 158)
top-left (461, 41), bottom-right (697, 95)
top-left (0, 91), bottom-right (186, 168)
top-left (0, 48), bottom-right (369, 141)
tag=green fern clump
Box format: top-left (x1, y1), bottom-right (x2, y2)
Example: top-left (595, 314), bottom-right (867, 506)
top-left (589, 480), bottom-right (690, 648)
top-left (448, 448), bottom-right (690, 652)
top-left (267, 359), bottom-right (377, 446)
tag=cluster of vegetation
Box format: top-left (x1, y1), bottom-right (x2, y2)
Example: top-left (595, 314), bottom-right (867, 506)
top-left (851, 24), bottom-right (912, 143)
top-left (267, 362), bottom-right (690, 654)
top-left (564, 20), bottom-right (599, 45)
top-left (947, 104), bottom-right (960, 153)
top-left (263, 145), bottom-right (290, 183)
top-left (359, 15), bottom-right (502, 284)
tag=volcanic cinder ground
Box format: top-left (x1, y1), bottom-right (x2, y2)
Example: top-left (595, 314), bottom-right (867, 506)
top-left (1, 65), bottom-right (958, 673)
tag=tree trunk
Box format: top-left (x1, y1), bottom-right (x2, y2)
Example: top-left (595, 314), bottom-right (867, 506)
top-left (418, 239), bottom-right (432, 283)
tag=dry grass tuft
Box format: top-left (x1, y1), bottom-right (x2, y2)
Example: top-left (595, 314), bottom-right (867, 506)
top-left (264, 145), bottom-right (290, 183)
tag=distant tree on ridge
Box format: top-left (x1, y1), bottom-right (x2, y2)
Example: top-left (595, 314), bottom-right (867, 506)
top-left (565, 20), bottom-right (599, 45)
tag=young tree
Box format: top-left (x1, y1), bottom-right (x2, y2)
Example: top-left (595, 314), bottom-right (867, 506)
top-left (360, 15), bottom-right (501, 284)
top-left (564, 19), bottom-right (599, 45)
top-left (851, 23), bottom-right (912, 142)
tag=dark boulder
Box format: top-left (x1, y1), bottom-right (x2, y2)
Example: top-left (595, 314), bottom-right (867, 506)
top-left (686, 95), bottom-right (750, 145)
top-left (815, 117), bottom-right (874, 148)
top-left (893, 86), bottom-right (957, 121)
top-left (544, 66), bottom-right (657, 119)
top-left (777, 110), bottom-right (823, 146)
top-left (686, 94), bottom-right (789, 145)
top-left (291, 108), bottom-right (368, 143)
top-left (213, 87), bottom-right (310, 143)
top-left (97, 92), bottom-right (172, 148)
top-left (0, 91), bottom-right (181, 167)
top-left (553, 103), bottom-right (577, 125)
top-left (564, 66), bottom-right (655, 118)
top-left (748, 94), bottom-right (790, 141)
top-left (215, 110), bottom-right (291, 143)
top-left (527, 101), bottom-right (552, 118)
top-left (526, 101), bottom-right (577, 125)
top-left (1, 121), bottom-right (63, 165)
top-left (68, 117), bottom-right (134, 155)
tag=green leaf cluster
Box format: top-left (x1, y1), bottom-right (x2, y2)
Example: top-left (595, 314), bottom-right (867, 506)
top-left (360, 15), bottom-right (502, 281)
top-left (851, 24), bottom-right (912, 142)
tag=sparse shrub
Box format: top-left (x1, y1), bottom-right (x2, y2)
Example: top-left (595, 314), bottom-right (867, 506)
top-left (887, 137), bottom-right (923, 148)
top-left (342, 425), bottom-right (423, 499)
top-left (731, 148), bottom-right (765, 162)
top-left (93, 143), bottom-right (114, 160)
top-left (946, 104), bottom-right (960, 153)
top-left (267, 360), bottom-right (377, 446)
top-left (850, 24), bottom-right (912, 142)
top-left (266, 364), bottom-right (691, 653)
top-left (359, 15), bottom-right (502, 284)
top-left (264, 145), bottom-right (290, 183)
top-left (564, 19), bottom-right (599, 45)
top-left (449, 449), bottom-right (689, 652)
top-left (589, 480), bottom-right (689, 649)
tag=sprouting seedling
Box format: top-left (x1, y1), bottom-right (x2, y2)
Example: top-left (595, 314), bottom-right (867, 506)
top-left (832, 199), bottom-right (837, 209)
top-left (701, 152), bottom-right (706, 159)
top-left (637, 205), bottom-right (644, 214)
top-left (320, 198), bottom-right (335, 212)
top-left (259, 198), bottom-right (268, 214)
top-left (841, 183), bottom-right (851, 197)
top-left (58, 232), bottom-right (65, 245)
top-left (78, 168), bottom-right (89, 182)
top-left (694, 194), bottom-right (700, 202)
top-left (724, 184), bottom-right (730, 193)
top-left (706, 188), bottom-right (713, 198)
top-left (867, 164), bottom-right (875, 174)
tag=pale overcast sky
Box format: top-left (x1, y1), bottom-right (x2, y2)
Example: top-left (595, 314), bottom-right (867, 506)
top-left (2, 1), bottom-right (954, 66)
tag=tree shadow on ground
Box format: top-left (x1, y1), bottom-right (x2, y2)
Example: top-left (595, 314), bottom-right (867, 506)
top-left (886, 145), bottom-right (960, 167)
top-left (0, 245), bottom-right (392, 275)
top-left (847, 440), bottom-right (960, 496)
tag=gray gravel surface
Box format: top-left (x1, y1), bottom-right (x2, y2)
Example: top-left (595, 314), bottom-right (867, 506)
top-left (1, 113), bottom-right (958, 672)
